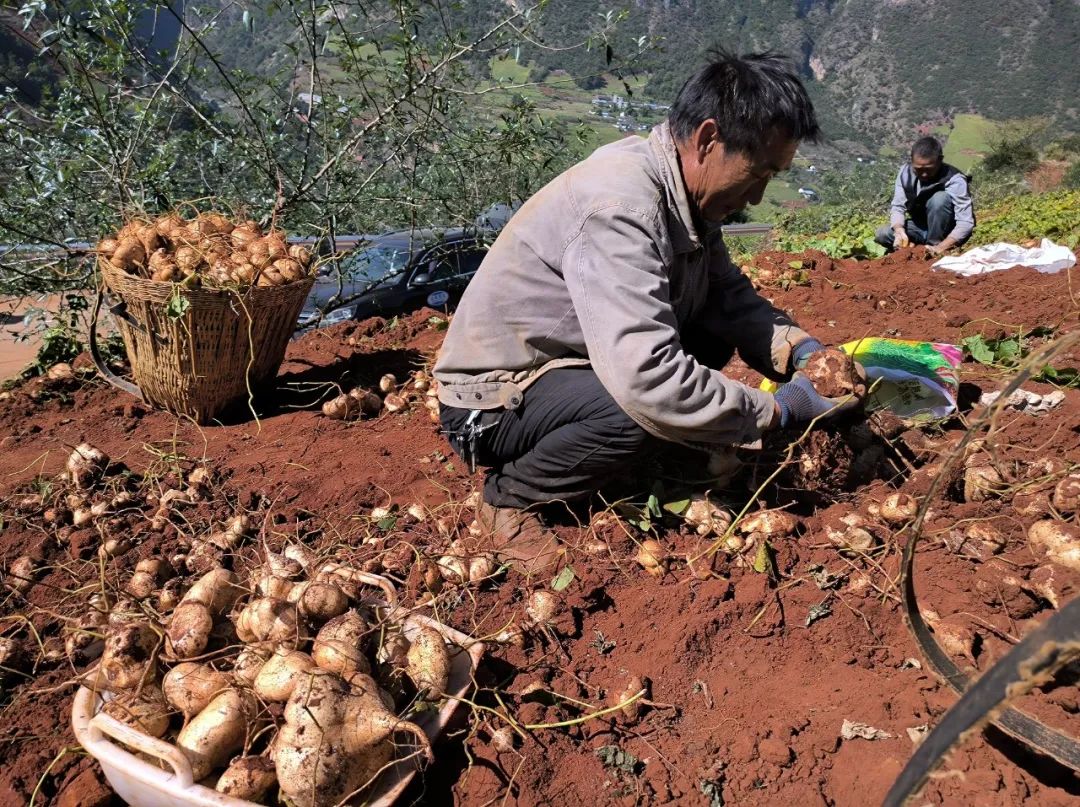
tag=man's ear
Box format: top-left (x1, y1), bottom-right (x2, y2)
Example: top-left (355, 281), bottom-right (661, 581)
top-left (690, 119), bottom-right (719, 164)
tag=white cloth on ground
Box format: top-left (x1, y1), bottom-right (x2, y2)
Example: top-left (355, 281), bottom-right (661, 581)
top-left (932, 238), bottom-right (1076, 276)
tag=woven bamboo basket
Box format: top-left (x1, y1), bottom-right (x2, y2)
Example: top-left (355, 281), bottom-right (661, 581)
top-left (97, 259), bottom-right (314, 424)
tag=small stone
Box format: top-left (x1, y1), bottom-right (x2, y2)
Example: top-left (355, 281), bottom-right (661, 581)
top-left (906, 725), bottom-right (929, 745)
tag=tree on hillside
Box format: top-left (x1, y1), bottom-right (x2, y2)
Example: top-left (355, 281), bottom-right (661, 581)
top-left (0, 0), bottom-right (640, 352)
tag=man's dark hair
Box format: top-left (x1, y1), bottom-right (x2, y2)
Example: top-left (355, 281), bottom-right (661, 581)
top-left (667, 49), bottom-right (820, 153)
top-left (911, 136), bottom-right (944, 161)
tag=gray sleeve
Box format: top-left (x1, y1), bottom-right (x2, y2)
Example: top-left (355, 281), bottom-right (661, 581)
top-left (697, 237), bottom-right (813, 381)
top-left (945, 173), bottom-right (974, 242)
top-left (561, 206), bottom-right (776, 447)
top-left (889, 167), bottom-right (907, 228)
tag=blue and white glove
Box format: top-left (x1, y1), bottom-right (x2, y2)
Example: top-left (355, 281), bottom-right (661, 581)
top-left (774, 373), bottom-right (857, 428)
top-left (791, 338), bottom-right (825, 371)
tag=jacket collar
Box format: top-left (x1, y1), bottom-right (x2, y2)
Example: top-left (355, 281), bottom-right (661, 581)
top-left (650, 122), bottom-right (703, 254)
top-left (902, 161), bottom-right (958, 190)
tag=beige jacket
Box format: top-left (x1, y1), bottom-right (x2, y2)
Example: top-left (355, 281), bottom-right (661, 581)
top-left (434, 122), bottom-right (813, 447)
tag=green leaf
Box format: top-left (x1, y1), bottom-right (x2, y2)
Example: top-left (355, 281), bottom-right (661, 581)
top-left (751, 539), bottom-right (771, 575)
top-left (700, 779), bottom-right (724, 807)
top-left (961, 335), bottom-right (994, 365)
top-left (646, 494), bottom-right (663, 520)
top-left (995, 338), bottom-right (1021, 364)
top-left (1035, 366), bottom-right (1080, 387)
top-left (787, 260), bottom-right (804, 270)
top-left (862, 237), bottom-right (887, 258)
top-left (807, 563), bottom-right (844, 590)
top-left (376, 515), bottom-right (398, 531)
top-left (165, 290), bottom-right (190, 320)
top-left (595, 744), bottom-right (640, 776)
top-left (551, 565), bottom-right (576, 592)
top-left (662, 498), bottom-right (690, 516)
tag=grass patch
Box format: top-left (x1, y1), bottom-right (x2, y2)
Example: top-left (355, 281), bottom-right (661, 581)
top-left (489, 55), bottom-right (531, 84)
top-left (937, 114), bottom-right (1000, 172)
top-left (602, 72), bottom-right (648, 96)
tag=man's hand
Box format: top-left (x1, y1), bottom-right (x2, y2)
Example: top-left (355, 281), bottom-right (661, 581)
top-left (893, 227), bottom-right (911, 249)
top-left (772, 373), bottom-right (861, 429)
top-left (927, 238), bottom-right (956, 257)
top-left (791, 337), bottom-right (825, 370)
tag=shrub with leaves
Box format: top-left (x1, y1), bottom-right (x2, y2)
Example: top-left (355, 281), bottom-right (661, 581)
top-left (773, 204), bottom-right (886, 260)
top-left (972, 190), bottom-right (1080, 249)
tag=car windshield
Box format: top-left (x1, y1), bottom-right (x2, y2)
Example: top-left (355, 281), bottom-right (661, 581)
top-left (339, 244), bottom-right (409, 286)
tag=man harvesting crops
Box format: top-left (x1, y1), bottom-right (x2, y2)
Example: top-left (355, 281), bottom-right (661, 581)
top-left (434, 50), bottom-right (853, 572)
top-left (874, 136), bottom-right (975, 256)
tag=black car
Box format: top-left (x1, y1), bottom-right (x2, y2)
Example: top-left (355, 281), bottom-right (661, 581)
top-left (296, 227), bottom-right (491, 329)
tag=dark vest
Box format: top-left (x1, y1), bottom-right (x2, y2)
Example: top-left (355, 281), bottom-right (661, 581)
top-left (899, 162), bottom-right (968, 220)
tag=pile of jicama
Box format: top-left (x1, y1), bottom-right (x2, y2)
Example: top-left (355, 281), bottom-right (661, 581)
top-left (95, 211), bottom-right (313, 288)
top-left (84, 552), bottom-right (451, 805)
top-left (322, 370), bottom-right (440, 423)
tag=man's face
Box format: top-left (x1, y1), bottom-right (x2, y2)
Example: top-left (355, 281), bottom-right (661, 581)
top-left (911, 155), bottom-right (943, 182)
top-left (680, 123), bottom-right (798, 223)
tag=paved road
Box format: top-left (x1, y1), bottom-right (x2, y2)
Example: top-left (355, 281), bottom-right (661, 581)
top-left (0, 295), bottom-right (65, 380)
top-left (0, 321), bottom-right (38, 379)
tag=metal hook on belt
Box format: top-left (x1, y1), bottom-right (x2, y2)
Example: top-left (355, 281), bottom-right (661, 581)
top-left (461, 409), bottom-right (500, 473)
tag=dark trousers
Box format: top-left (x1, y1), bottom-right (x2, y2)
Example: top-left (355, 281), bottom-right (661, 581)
top-left (874, 190), bottom-right (958, 249)
top-left (440, 367), bottom-right (654, 508)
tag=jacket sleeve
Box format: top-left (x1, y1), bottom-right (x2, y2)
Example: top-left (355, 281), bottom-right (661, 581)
top-left (562, 205), bottom-right (777, 446)
top-left (695, 236), bottom-right (814, 382)
top-left (889, 167), bottom-right (907, 229)
top-left (945, 173), bottom-right (975, 242)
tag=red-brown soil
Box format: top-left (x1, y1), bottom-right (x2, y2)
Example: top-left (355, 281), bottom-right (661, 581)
top-left (1, 248), bottom-right (1079, 807)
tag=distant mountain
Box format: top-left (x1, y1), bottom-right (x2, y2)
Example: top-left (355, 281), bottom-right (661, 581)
top-left (9, 0), bottom-right (1077, 147)
top-left (522, 0), bottom-right (1080, 143)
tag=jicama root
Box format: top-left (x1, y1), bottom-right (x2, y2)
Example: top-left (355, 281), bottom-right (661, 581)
top-left (177, 688), bottom-right (261, 780)
top-left (94, 622), bottom-right (159, 691)
top-left (312, 611), bottom-right (373, 676)
top-left (216, 755), bottom-right (277, 801)
top-left (274, 670), bottom-right (431, 807)
top-left (404, 626), bottom-right (450, 700)
top-left (166, 568), bottom-right (242, 658)
top-left (234, 597), bottom-right (307, 648)
top-left (253, 648), bottom-right (316, 702)
top-left (163, 662), bottom-right (231, 718)
top-left (101, 689), bottom-right (171, 738)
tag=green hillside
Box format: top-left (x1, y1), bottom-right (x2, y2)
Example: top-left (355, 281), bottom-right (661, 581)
top-left (937, 115), bottom-right (1000, 173)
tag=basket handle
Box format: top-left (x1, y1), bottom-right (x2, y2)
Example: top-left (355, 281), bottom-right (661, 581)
top-left (87, 709), bottom-right (196, 789)
top-left (89, 285), bottom-right (144, 400)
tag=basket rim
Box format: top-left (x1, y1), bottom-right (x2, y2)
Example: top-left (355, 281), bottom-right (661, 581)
top-left (97, 256), bottom-right (315, 299)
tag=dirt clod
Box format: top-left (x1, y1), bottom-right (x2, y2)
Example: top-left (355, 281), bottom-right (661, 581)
top-left (802, 350), bottom-right (867, 399)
